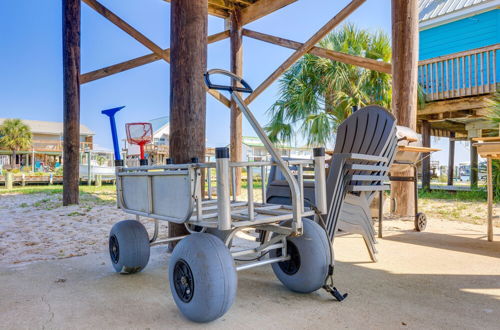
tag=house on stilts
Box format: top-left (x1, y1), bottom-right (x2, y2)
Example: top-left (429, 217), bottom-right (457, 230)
top-left (417, 0), bottom-right (500, 188)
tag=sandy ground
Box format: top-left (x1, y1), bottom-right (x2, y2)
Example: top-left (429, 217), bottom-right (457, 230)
top-left (1, 188), bottom-right (499, 267)
top-left (0, 214), bottom-right (499, 329)
top-left (0, 190), bottom-right (160, 266)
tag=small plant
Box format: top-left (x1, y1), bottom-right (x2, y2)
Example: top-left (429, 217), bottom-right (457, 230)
top-left (67, 211), bottom-right (86, 216)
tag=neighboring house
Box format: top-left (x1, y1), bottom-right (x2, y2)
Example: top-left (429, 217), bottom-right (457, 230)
top-left (417, 0), bottom-right (500, 186)
top-left (0, 118), bottom-right (94, 169)
top-left (417, 0), bottom-right (499, 138)
top-left (241, 136), bottom-right (312, 161)
top-left (149, 116), bottom-right (170, 146)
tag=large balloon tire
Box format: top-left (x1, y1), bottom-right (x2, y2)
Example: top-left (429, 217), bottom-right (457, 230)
top-left (109, 220), bottom-right (150, 274)
top-left (270, 218), bottom-right (331, 293)
top-left (169, 233), bottom-right (237, 323)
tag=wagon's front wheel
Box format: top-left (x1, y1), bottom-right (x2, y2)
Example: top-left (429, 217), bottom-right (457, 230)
top-left (169, 233), bottom-right (237, 323)
top-left (109, 220), bottom-right (150, 274)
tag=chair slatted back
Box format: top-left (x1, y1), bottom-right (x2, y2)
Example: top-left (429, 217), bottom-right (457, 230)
top-left (325, 106), bottom-right (397, 240)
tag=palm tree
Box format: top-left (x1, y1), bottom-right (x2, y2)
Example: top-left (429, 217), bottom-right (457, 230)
top-left (265, 24), bottom-right (392, 147)
top-left (0, 119), bottom-right (32, 167)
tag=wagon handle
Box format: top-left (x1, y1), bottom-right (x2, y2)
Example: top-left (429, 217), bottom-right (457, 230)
top-left (204, 69), bottom-right (253, 93)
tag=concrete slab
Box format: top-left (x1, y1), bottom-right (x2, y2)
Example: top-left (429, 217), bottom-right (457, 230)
top-left (1, 220), bottom-right (499, 329)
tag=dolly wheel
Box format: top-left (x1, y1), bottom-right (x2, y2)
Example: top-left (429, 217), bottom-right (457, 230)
top-left (109, 220), bottom-right (150, 274)
top-left (415, 212), bottom-right (427, 232)
top-left (270, 218), bottom-right (331, 293)
top-left (169, 233), bottom-right (237, 323)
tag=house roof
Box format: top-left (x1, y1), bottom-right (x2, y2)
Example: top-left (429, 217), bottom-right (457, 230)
top-left (419, 0), bottom-right (499, 23)
top-left (0, 118), bottom-right (94, 136)
top-left (149, 116), bottom-right (169, 134)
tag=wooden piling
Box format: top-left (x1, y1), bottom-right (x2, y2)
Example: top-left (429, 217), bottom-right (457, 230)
top-left (168, 0), bottom-right (208, 246)
top-left (391, 0), bottom-right (419, 216)
top-left (62, 0), bottom-right (81, 205)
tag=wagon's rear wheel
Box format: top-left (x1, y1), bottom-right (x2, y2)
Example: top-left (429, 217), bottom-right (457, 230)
top-left (415, 212), bottom-right (427, 232)
top-left (270, 218), bottom-right (331, 293)
top-left (109, 220), bottom-right (150, 274)
top-left (169, 233), bottom-right (237, 323)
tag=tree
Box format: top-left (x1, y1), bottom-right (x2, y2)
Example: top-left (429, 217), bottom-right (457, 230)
top-left (0, 119), bottom-right (32, 167)
top-left (265, 24), bottom-right (392, 147)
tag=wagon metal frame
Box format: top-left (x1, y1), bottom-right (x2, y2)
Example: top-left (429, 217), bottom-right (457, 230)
top-left (114, 69), bottom-right (329, 272)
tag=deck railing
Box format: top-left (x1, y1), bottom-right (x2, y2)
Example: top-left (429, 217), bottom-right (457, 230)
top-left (418, 44), bottom-right (499, 102)
top-left (30, 140), bottom-right (92, 152)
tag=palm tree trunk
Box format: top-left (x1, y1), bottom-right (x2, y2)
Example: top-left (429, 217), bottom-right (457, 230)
top-left (11, 150), bottom-right (17, 168)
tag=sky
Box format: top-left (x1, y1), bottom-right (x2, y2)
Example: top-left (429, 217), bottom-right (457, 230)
top-left (0, 0), bottom-right (473, 166)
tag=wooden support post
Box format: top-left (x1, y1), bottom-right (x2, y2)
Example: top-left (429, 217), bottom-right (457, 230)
top-left (62, 0), bottom-right (81, 205)
top-left (391, 0), bottom-right (419, 217)
top-left (230, 9), bottom-right (243, 196)
top-left (168, 0), bottom-right (207, 247)
top-left (448, 132), bottom-right (455, 186)
top-left (470, 139), bottom-right (478, 189)
top-left (421, 120), bottom-right (431, 191)
top-left (487, 157), bottom-right (494, 241)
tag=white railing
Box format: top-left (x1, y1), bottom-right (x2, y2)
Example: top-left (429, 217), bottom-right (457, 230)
top-left (418, 44), bottom-right (499, 101)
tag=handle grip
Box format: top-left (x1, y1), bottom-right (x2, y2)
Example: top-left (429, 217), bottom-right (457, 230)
top-left (204, 69), bottom-right (253, 93)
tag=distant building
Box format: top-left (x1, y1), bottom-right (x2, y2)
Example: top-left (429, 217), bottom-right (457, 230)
top-left (0, 118), bottom-right (94, 169)
top-left (241, 136), bottom-right (312, 161)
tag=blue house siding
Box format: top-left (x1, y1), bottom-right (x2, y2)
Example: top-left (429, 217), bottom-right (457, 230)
top-left (419, 9), bottom-right (500, 60)
top-left (419, 9), bottom-right (499, 97)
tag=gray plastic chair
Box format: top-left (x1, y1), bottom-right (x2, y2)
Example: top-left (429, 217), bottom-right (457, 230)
top-left (266, 105), bottom-right (397, 261)
top-left (326, 105), bottom-right (397, 261)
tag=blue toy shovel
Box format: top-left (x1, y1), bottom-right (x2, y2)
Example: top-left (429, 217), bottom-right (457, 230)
top-left (102, 106), bottom-right (125, 166)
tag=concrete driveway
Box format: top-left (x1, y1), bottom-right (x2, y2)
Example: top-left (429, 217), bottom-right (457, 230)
top-left (1, 219), bottom-right (499, 329)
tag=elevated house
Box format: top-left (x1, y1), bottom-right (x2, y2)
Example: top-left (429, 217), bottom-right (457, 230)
top-left (417, 0), bottom-right (500, 186)
top-left (0, 118), bottom-right (94, 170)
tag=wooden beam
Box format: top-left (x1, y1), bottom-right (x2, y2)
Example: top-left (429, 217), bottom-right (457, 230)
top-left (63, 0), bottom-right (81, 205)
top-left (230, 9), bottom-right (243, 196)
top-left (242, 29), bottom-right (392, 74)
top-left (240, 0), bottom-right (297, 25)
top-left (163, 0), bottom-right (229, 18)
top-left (80, 30), bottom-right (230, 84)
top-left (418, 95), bottom-right (491, 115)
top-left (81, 53), bottom-right (164, 84)
top-left (81, 0), bottom-right (231, 107)
top-left (82, 0), bottom-right (169, 61)
top-left (244, 0), bottom-right (366, 105)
